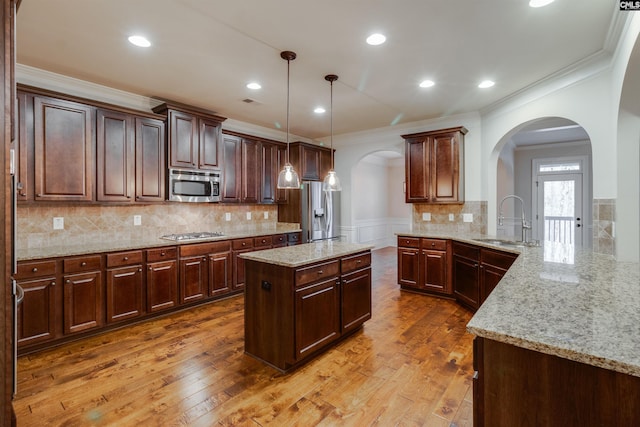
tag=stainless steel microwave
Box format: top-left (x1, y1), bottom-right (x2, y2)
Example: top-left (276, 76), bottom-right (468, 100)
top-left (168, 168), bottom-right (221, 202)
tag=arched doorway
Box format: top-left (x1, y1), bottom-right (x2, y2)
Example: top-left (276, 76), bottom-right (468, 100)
top-left (495, 117), bottom-right (593, 249)
top-left (350, 150), bottom-right (409, 248)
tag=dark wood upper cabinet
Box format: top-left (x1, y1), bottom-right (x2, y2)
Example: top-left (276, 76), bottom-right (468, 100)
top-left (221, 133), bottom-right (242, 203)
top-left (288, 141), bottom-right (333, 182)
top-left (33, 95), bottom-right (95, 202)
top-left (135, 117), bottom-right (166, 202)
top-left (402, 126), bottom-right (467, 204)
top-left (96, 109), bottom-right (135, 202)
top-left (152, 102), bottom-right (226, 171)
top-left (241, 138), bottom-right (259, 203)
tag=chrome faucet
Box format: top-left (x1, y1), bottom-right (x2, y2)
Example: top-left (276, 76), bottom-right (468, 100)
top-left (498, 195), bottom-right (531, 243)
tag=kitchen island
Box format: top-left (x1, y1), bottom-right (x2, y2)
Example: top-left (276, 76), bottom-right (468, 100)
top-left (398, 232), bottom-right (640, 426)
top-left (240, 241), bottom-right (373, 372)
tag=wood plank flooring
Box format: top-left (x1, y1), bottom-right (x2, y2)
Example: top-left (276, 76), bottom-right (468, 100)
top-left (13, 247), bottom-right (474, 426)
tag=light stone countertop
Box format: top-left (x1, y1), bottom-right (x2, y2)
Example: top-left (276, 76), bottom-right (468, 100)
top-left (17, 224), bottom-right (302, 261)
top-left (398, 231), bottom-right (640, 378)
top-left (238, 240), bottom-right (374, 267)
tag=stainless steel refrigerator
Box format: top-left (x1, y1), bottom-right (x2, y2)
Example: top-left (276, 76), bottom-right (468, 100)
top-left (300, 181), bottom-right (341, 243)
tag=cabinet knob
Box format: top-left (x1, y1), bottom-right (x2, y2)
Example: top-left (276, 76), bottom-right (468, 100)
top-left (203, 257), bottom-right (207, 261)
top-left (32, 267), bottom-right (38, 272)
top-left (51, 281), bottom-right (56, 286)
top-left (160, 252), bottom-right (166, 256)
top-left (431, 243), bottom-right (435, 246)
top-left (138, 268), bottom-right (142, 272)
top-left (317, 270), bottom-right (324, 274)
top-left (242, 242), bottom-right (246, 246)
top-left (123, 256), bottom-right (129, 261)
top-left (19, 191), bottom-right (26, 197)
top-left (149, 267), bottom-right (153, 271)
top-left (356, 260), bottom-right (362, 264)
top-left (66, 279), bottom-right (71, 284)
top-left (81, 262), bottom-right (87, 267)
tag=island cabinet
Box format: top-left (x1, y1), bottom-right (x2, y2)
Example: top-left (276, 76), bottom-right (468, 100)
top-left (152, 102), bottom-right (227, 171)
top-left (402, 126), bottom-right (467, 204)
top-left (398, 237), bottom-right (451, 297)
top-left (473, 337), bottom-right (640, 427)
top-left (243, 248), bottom-right (372, 372)
top-left (146, 247), bottom-right (178, 313)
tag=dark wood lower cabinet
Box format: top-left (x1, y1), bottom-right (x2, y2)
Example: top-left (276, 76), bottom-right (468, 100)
top-left (474, 337), bottom-right (640, 427)
top-left (179, 255), bottom-right (208, 304)
top-left (63, 270), bottom-right (103, 334)
top-left (106, 265), bottom-right (144, 324)
top-left (146, 247), bottom-right (178, 313)
top-left (294, 278), bottom-right (340, 359)
top-left (340, 267), bottom-right (372, 334)
top-left (16, 277), bottom-right (57, 346)
top-left (209, 251), bottom-right (231, 297)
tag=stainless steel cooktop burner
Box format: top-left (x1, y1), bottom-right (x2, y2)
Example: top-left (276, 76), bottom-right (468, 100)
top-left (161, 231), bottom-right (225, 241)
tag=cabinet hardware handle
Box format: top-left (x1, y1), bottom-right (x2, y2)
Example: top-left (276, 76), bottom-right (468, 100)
top-left (19, 191), bottom-right (26, 197)
top-left (317, 270), bottom-right (324, 274)
top-left (149, 267), bottom-right (153, 271)
top-left (36, 193), bottom-right (42, 197)
top-left (242, 242), bottom-right (246, 246)
top-left (32, 267), bottom-right (38, 272)
top-left (431, 243), bottom-right (435, 246)
top-left (356, 260), bottom-right (361, 263)
top-left (51, 281), bottom-right (56, 286)
top-left (473, 371), bottom-right (479, 380)
top-left (123, 257), bottom-right (129, 261)
top-left (81, 262), bottom-right (87, 267)
top-left (473, 264), bottom-right (479, 268)
top-left (66, 279), bottom-right (71, 284)
top-left (203, 257), bottom-right (207, 261)
top-left (160, 252), bottom-right (166, 256)
top-left (138, 268), bottom-right (142, 272)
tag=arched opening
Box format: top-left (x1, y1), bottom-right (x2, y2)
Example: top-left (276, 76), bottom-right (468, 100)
top-left (494, 117), bottom-right (593, 250)
top-left (350, 150), bottom-right (409, 247)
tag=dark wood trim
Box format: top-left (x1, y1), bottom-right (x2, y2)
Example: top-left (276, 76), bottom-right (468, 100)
top-left (151, 100), bottom-right (226, 123)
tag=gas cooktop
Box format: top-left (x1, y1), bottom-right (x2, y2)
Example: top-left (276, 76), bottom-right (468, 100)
top-left (160, 231), bottom-right (225, 241)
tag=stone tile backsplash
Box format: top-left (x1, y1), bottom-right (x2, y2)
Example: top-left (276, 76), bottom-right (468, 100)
top-left (17, 204), bottom-right (280, 251)
top-left (412, 201), bottom-right (487, 235)
top-left (592, 198), bottom-right (615, 256)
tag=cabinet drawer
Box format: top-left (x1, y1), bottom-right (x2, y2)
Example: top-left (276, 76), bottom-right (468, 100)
top-left (452, 242), bottom-right (480, 261)
top-left (398, 236), bottom-right (420, 249)
top-left (106, 250), bottom-right (143, 268)
top-left (271, 234), bottom-right (287, 246)
top-left (341, 252), bottom-right (371, 274)
top-left (232, 238), bottom-right (254, 250)
top-left (481, 248), bottom-right (517, 270)
top-left (295, 260), bottom-right (340, 287)
top-left (422, 238), bottom-right (447, 251)
top-left (16, 260), bottom-right (57, 279)
top-left (254, 236), bottom-right (272, 248)
top-left (288, 232), bottom-right (301, 245)
top-left (146, 247), bottom-right (177, 262)
top-left (180, 241), bottom-right (230, 257)
top-left (64, 255), bottom-right (102, 273)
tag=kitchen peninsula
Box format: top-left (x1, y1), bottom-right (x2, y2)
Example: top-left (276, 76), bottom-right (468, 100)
top-left (240, 241), bottom-right (373, 372)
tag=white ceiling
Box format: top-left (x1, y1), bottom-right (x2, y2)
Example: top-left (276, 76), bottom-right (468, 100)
top-left (16, 0), bottom-right (617, 141)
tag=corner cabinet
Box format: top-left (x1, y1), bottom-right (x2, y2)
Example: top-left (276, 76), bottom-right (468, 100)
top-left (398, 237), bottom-right (452, 297)
top-left (402, 126), bottom-right (467, 204)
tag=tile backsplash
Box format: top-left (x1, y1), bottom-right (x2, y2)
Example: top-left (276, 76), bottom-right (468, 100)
top-left (592, 198), bottom-right (615, 256)
top-left (17, 204), bottom-right (281, 251)
top-left (412, 201), bottom-right (487, 234)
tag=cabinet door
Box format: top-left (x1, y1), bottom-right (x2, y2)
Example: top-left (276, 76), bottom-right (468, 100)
top-left (17, 277), bottom-right (57, 347)
top-left (294, 278), bottom-right (340, 360)
top-left (260, 142), bottom-right (277, 204)
top-left (34, 95), bottom-right (94, 201)
top-left (97, 109), bottom-right (134, 202)
top-left (453, 256), bottom-right (480, 311)
top-left (106, 265), bottom-right (144, 324)
top-left (198, 117), bottom-right (221, 169)
top-left (405, 138), bottom-right (430, 202)
top-left (431, 131), bottom-right (460, 203)
top-left (209, 251), bottom-right (231, 297)
top-left (341, 268), bottom-right (372, 334)
top-left (63, 271), bottom-right (103, 334)
top-left (147, 260), bottom-right (178, 313)
top-left (232, 248), bottom-right (252, 290)
top-left (397, 247), bottom-right (420, 288)
top-left (319, 148), bottom-right (333, 181)
top-left (480, 264), bottom-right (508, 304)
top-left (168, 109), bottom-right (198, 169)
top-left (420, 249), bottom-right (449, 294)
top-left (221, 134), bottom-right (241, 202)
top-left (300, 145), bottom-right (321, 180)
top-left (16, 91), bottom-right (30, 201)
top-left (135, 117), bottom-right (165, 202)
top-left (276, 144), bottom-right (288, 203)
top-left (179, 255), bottom-right (208, 304)
top-left (241, 138), bottom-right (260, 203)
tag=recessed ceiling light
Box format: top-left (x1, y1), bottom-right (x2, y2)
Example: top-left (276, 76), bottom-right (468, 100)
top-left (366, 33), bottom-right (386, 46)
top-left (128, 35), bottom-right (151, 48)
top-left (529, 0), bottom-right (554, 7)
top-left (246, 82), bottom-right (261, 90)
top-left (314, 107), bottom-right (326, 114)
top-left (478, 80), bottom-right (495, 89)
top-left (419, 80), bottom-right (435, 88)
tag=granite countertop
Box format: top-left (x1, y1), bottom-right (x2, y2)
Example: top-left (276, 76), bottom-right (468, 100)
top-left (239, 240), bottom-right (374, 267)
top-left (398, 231), bottom-right (640, 378)
top-left (17, 224), bottom-right (302, 261)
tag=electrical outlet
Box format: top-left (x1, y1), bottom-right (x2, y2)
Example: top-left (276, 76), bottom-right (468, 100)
top-left (246, 212), bottom-right (252, 220)
top-left (264, 211), bottom-right (269, 220)
top-left (53, 217), bottom-right (64, 230)
top-left (225, 213), bottom-right (231, 221)
top-left (133, 215), bottom-right (142, 226)
top-left (448, 213), bottom-right (455, 222)
top-left (463, 213), bottom-right (473, 223)
top-left (422, 212), bottom-right (431, 221)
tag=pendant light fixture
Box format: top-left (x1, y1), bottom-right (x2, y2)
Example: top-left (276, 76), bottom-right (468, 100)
top-left (277, 51), bottom-right (301, 189)
top-left (322, 74), bottom-right (342, 191)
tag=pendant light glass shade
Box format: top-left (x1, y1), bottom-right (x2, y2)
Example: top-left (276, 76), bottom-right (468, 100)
top-left (322, 74), bottom-right (342, 191)
top-left (277, 51), bottom-right (301, 190)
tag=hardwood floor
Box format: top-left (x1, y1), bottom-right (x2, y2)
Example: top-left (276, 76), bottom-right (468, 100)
top-left (13, 247), bottom-right (474, 426)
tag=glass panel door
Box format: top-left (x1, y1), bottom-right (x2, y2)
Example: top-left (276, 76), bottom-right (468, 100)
top-left (536, 173), bottom-right (583, 247)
